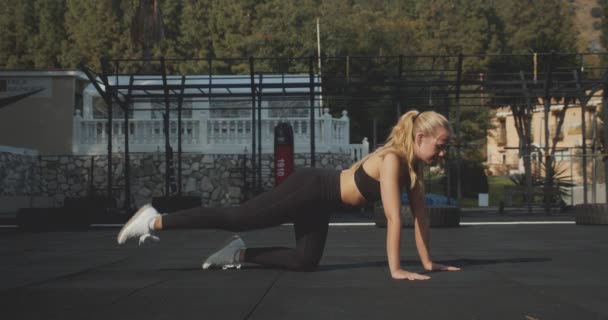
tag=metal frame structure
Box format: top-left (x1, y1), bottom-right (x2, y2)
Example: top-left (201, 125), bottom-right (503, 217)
top-left (80, 52), bottom-right (608, 213)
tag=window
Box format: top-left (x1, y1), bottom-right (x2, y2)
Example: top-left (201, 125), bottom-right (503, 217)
top-left (93, 96), bottom-right (133, 119)
top-left (497, 118), bottom-right (507, 145)
top-left (209, 99), bottom-right (251, 118)
top-left (74, 93), bottom-right (83, 115)
top-left (268, 100), bottom-right (309, 118)
top-left (151, 100), bottom-right (193, 119)
top-left (0, 79), bottom-right (6, 92)
top-left (568, 122), bottom-right (582, 135)
top-left (554, 150), bottom-right (569, 161)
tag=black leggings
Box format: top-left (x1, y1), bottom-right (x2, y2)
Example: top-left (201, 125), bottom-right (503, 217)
top-left (162, 168), bottom-right (343, 271)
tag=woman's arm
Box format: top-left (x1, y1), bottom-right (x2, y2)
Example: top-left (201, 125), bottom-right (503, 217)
top-left (409, 182), bottom-right (462, 273)
top-left (380, 154), bottom-right (429, 280)
top-left (408, 184), bottom-right (432, 269)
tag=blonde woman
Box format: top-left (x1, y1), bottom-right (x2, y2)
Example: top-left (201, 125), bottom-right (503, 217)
top-left (117, 110), bottom-right (461, 280)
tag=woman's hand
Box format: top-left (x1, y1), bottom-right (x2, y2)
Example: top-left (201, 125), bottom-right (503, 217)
top-left (423, 262), bottom-right (461, 272)
top-left (391, 268), bottom-right (431, 280)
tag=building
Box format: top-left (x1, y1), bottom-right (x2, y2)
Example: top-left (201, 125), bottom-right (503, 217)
top-left (486, 93), bottom-right (604, 186)
top-left (0, 71), bottom-right (89, 155)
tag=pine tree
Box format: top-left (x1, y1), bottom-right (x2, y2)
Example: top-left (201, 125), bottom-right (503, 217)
top-left (207, 0), bottom-right (260, 73)
top-left (499, 0), bottom-right (577, 53)
top-left (155, 0), bottom-right (183, 60)
top-left (413, 0), bottom-right (503, 67)
top-left (110, 0), bottom-right (144, 73)
top-left (178, 0), bottom-right (213, 73)
top-left (62, 0), bottom-right (121, 70)
top-left (33, 0), bottom-right (66, 69)
top-left (1, 0), bottom-right (37, 68)
top-left (252, 0), bottom-right (318, 72)
top-left (0, 0), bottom-right (15, 68)
top-left (600, 0), bottom-right (608, 54)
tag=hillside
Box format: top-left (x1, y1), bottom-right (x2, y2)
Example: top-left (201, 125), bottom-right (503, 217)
top-left (568, 0), bottom-right (604, 51)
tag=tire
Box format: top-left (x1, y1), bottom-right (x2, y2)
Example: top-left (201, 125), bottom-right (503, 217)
top-left (152, 196), bottom-right (202, 213)
top-left (374, 205), bottom-right (387, 228)
top-left (374, 205), bottom-right (460, 228)
top-left (574, 203), bottom-right (608, 225)
top-left (17, 207), bottom-right (90, 231)
top-left (427, 206), bottom-right (461, 227)
top-left (63, 196), bottom-right (117, 222)
top-left (401, 206), bottom-right (416, 227)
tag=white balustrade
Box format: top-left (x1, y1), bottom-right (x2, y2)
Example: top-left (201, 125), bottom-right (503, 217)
top-left (350, 137), bottom-right (370, 162)
top-left (73, 109), bottom-right (361, 156)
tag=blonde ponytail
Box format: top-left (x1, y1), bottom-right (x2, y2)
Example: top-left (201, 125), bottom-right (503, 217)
top-left (350, 110), bottom-right (450, 190)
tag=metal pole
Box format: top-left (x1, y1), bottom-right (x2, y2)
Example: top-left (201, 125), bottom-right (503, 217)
top-left (543, 52), bottom-right (554, 213)
top-left (309, 56), bottom-right (316, 168)
top-left (257, 74), bottom-right (263, 191)
top-left (249, 57), bottom-right (257, 190)
top-left (603, 75), bottom-right (608, 203)
top-left (177, 75), bottom-right (186, 196)
top-left (100, 58), bottom-right (113, 200)
top-left (372, 118), bottom-right (377, 151)
top-left (581, 90), bottom-right (588, 204)
top-left (123, 74), bottom-right (134, 210)
top-left (316, 17), bottom-right (323, 116)
top-left (397, 55), bottom-right (403, 119)
top-left (570, 148), bottom-right (574, 206)
top-left (574, 69), bottom-right (590, 204)
top-left (455, 53), bottom-right (463, 202)
top-left (592, 110), bottom-right (598, 203)
top-left (160, 57), bottom-right (172, 196)
top-left (520, 70), bottom-right (534, 214)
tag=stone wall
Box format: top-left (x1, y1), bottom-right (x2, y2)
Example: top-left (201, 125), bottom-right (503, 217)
top-left (1, 151), bottom-right (353, 208)
top-left (0, 150), bottom-right (38, 195)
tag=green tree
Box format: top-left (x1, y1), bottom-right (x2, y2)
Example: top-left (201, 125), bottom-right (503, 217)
top-left (207, 0), bottom-right (259, 73)
top-left (251, 0), bottom-right (317, 72)
top-left (0, 0), bottom-right (15, 68)
top-left (177, 0), bottom-right (213, 73)
top-left (497, 0), bottom-right (577, 54)
top-left (154, 0), bottom-right (183, 59)
top-left (62, 0), bottom-right (122, 70)
top-left (316, 0), bottom-right (357, 57)
top-left (32, 0), bottom-right (66, 68)
top-left (108, 0), bottom-right (145, 73)
top-left (0, 0), bottom-right (36, 68)
top-left (413, 0), bottom-right (504, 70)
top-left (600, 0), bottom-right (608, 62)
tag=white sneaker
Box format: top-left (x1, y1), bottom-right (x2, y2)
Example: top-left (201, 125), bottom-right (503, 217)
top-left (202, 235), bottom-right (246, 270)
top-left (117, 204), bottom-right (160, 245)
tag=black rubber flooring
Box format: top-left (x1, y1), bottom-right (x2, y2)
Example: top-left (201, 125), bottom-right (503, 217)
top-left (1, 214), bottom-right (606, 320)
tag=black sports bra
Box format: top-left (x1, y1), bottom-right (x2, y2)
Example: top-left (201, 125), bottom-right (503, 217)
top-left (354, 164), bottom-right (381, 202)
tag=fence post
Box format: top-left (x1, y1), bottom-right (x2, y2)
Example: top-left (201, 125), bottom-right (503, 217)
top-left (322, 108), bottom-right (332, 150)
top-left (73, 110), bottom-right (82, 154)
top-left (341, 110), bottom-right (350, 146)
top-left (603, 76), bottom-right (608, 203)
top-left (309, 56), bottom-right (316, 167)
top-left (199, 109), bottom-right (208, 150)
top-left (362, 137), bottom-right (369, 157)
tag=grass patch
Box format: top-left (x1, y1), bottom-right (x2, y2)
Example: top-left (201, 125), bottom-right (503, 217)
top-left (422, 175), bottom-right (516, 207)
top-left (459, 197), bottom-right (478, 208)
top-left (488, 176), bottom-right (515, 206)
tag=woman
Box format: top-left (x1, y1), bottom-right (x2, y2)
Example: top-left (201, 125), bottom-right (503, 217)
top-left (117, 110), bottom-right (461, 280)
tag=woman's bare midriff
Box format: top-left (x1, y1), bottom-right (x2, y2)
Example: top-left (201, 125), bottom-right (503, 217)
top-left (339, 153), bottom-right (406, 207)
top-left (339, 169), bottom-right (367, 206)
top-left (340, 154), bottom-right (386, 206)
